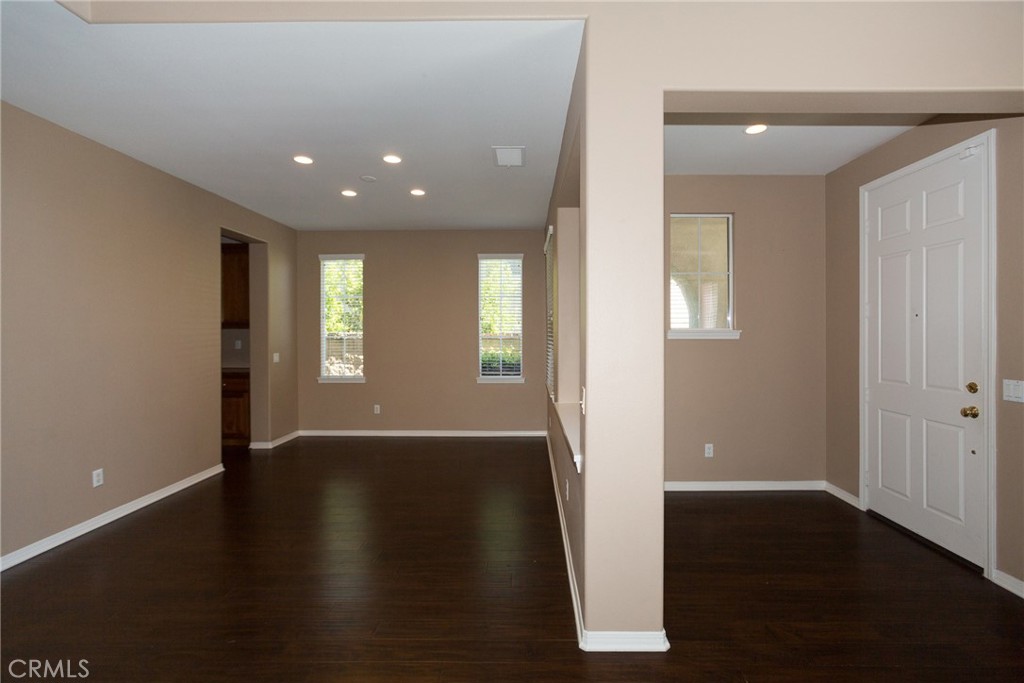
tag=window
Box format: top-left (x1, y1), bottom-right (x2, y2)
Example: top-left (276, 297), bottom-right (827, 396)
top-left (668, 214), bottom-right (739, 339)
top-left (320, 255), bottom-right (365, 382)
top-left (544, 228), bottom-right (555, 397)
top-left (478, 254), bottom-right (523, 381)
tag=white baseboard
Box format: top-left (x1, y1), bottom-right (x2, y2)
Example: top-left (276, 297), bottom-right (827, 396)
top-left (665, 480), bottom-right (827, 492)
top-left (992, 570), bottom-right (1024, 598)
top-left (249, 430), bottom-right (300, 449)
top-left (580, 629), bottom-right (671, 653)
top-left (824, 482), bottom-right (863, 509)
top-left (1, 464), bottom-right (224, 571)
top-left (251, 430), bottom-right (546, 449)
top-left (296, 429), bottom-right (547, 438)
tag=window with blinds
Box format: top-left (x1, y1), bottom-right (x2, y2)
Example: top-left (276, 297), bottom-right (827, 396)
top-left (478, 255), bottom-right (523, 380)
top-left (544, 232), bottom-right (556, 397)
top-left (320, 255), bottom-right (365, 382)
top-left (669, 214), bottom-right (739, 339)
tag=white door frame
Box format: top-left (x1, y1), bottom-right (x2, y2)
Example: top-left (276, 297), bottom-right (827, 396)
top-left (858, 129), bottom-right (998, 577)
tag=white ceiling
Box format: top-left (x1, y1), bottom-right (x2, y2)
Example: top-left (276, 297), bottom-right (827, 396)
top-left (3, 2), bottom-right (919, 231)
top-left (1, 2), bottom-right (584, 230)
top-left (664, 124), bottom-right (914, 175)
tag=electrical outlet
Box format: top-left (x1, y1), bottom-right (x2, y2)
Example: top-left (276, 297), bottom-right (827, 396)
top-left (92, 468), bottom-right (104, 487)
top-left (704, 443), bottom-right (714, 458)
top-left (373, 404), bottom-right (381, 415)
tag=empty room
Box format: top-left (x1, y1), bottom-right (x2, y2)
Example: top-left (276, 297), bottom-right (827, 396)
top-left (2, 1), bottom-right (1022, 681)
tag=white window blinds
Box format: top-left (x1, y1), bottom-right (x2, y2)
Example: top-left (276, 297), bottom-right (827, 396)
top-left (478, 255), bottom-right (523, 379)
top-left (544, 231), bottom-right (556, 396)
top-left (320, 255), bottom-right (364, 381)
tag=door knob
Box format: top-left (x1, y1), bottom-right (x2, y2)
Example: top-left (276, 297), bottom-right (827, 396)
top-left (960, 406), bottom-right (980, 419)
top-left (965, 381), bottom-right (979, 394)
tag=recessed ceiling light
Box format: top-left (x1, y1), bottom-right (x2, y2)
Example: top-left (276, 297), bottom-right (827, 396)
top-left (410, 188), bottom-right (426, 197)
top-left (745, 124), bottom-right (768, 135)
top-left (383, 154), bottom-right (402, 164)
top-left (360, 175), bottom-right (377, 183)
top-left (293, 155), bottom-right (314, 165)
top-left (341, 189), bottom-right (358, 197)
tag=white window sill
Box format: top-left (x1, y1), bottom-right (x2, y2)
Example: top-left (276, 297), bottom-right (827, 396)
top-left (667, 329), bottom-right (742, 340)
top-left (477, 376), bottom-right (525, 384)
top-left (318, 376), bottom-right (366, 384)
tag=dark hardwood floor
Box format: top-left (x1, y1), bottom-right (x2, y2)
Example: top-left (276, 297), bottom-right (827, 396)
top-left (2, 437), bottom-right (1021, 682)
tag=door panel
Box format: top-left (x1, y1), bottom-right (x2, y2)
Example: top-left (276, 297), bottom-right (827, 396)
top-left (864, 132), bottom-right (991, 567)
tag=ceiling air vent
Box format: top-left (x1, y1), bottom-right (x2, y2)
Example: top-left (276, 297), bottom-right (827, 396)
top-left (492, 146), bottom-right (525, 167)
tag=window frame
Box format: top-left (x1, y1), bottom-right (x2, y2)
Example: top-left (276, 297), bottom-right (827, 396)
top-left (477, 253), bottom-right (525, 384)
top-left (318, 254), bottom-right (366, 383)
top-left (667, 213), bottom-right (741, 340)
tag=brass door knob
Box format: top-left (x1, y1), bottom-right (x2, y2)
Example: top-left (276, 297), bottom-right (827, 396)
top-left (966, 381), bottom-right (979, 394)
top-left (960, 406), bottom-right (980, 419)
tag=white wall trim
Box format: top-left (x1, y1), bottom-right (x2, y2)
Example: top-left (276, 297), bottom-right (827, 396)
top-left (545, 435), bottom-right (586, 648)
top-left (665, 480), bottom-right (827, 492)
top-left (992, 570), bottom-right (1024, 599)
top-left (1, 464), bottom-right (224, 571)
top-left (824, 483), bottom-right (864, 510)
top-left (664, 480), bottom-right (865, 510)
top-left (296, 429), bottom-right (547, 438)
top-left (580, 629), bottom-right (671, 652)
top-left (249, 430), bottom-right (301, 450)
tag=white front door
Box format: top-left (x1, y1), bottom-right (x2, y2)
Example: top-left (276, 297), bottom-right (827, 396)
top-left (862, 131), bottom-right (993, 568)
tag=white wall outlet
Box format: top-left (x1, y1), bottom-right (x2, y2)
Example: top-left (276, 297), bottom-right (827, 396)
top-left (704, 443), bottom-right (714, 458)
top-left (373, 404), bottom-right (381, 415)
top-left (273, 352), bottom-right (280, 363)
top-left (92, 468), bottom-right (104, 487)
top-left (234, 339), bottom-right (242, 350)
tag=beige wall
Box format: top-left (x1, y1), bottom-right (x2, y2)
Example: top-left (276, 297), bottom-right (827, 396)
top-left (664, 176), bottom-right (827, 483)
top-left (296, 229), bottom-right (547, 432)
top-left (0, 104), bottom-right (298, 555)
top-left (825, 116), bottom-right (1024, 581)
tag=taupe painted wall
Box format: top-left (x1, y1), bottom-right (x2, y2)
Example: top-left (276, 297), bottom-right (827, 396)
top-left (664, 176), bottom-right (827, 482)
top-left (825, 116), bottom-right (1024, 581)
top-left (296, 230), bottom-right (547, 432)
top-left (0, 104), bottom-right (298, 555)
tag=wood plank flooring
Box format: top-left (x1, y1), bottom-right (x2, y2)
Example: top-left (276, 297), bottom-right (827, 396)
top-left (2, 437), bottom-right (1021, 682)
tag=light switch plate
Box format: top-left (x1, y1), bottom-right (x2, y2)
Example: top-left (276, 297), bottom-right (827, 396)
top-left (1004, 379), bottom-right (1024, 403)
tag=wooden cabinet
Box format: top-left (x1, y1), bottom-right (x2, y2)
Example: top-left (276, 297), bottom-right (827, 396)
top-left (222, 370), bottom-right (250, 446)
top-left (221, 243), bottom-right (249, 328)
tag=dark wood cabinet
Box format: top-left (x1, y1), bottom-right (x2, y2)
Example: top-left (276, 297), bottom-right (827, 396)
top-left (222, 370), bottom-right (250, 446)
top-left (221, 243), bottom-right (249, 328)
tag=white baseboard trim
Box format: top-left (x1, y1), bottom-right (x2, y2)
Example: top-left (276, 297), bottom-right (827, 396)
top-left (992, 570), bottom-right (1024, 598)
top-left (545, 436), bottom-right (586, 648)
top-left (296, 429), bottom-right (547, 438)
top-left (665, 480), bottom-right (827, 492)
top-left (249, 430), bottom-right (301, 450)
top-left (580, 629), bottom-right (671, 652)
top-left (824, 482), bottom-right (863, 509)
top-left (1, 464), bottom-right (224, 572)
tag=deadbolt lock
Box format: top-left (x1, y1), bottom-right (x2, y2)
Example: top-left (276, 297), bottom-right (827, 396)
top-left (960, 406), bottom-right (980, 419)
top-left (966, 381), bottom-right (979, 394)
